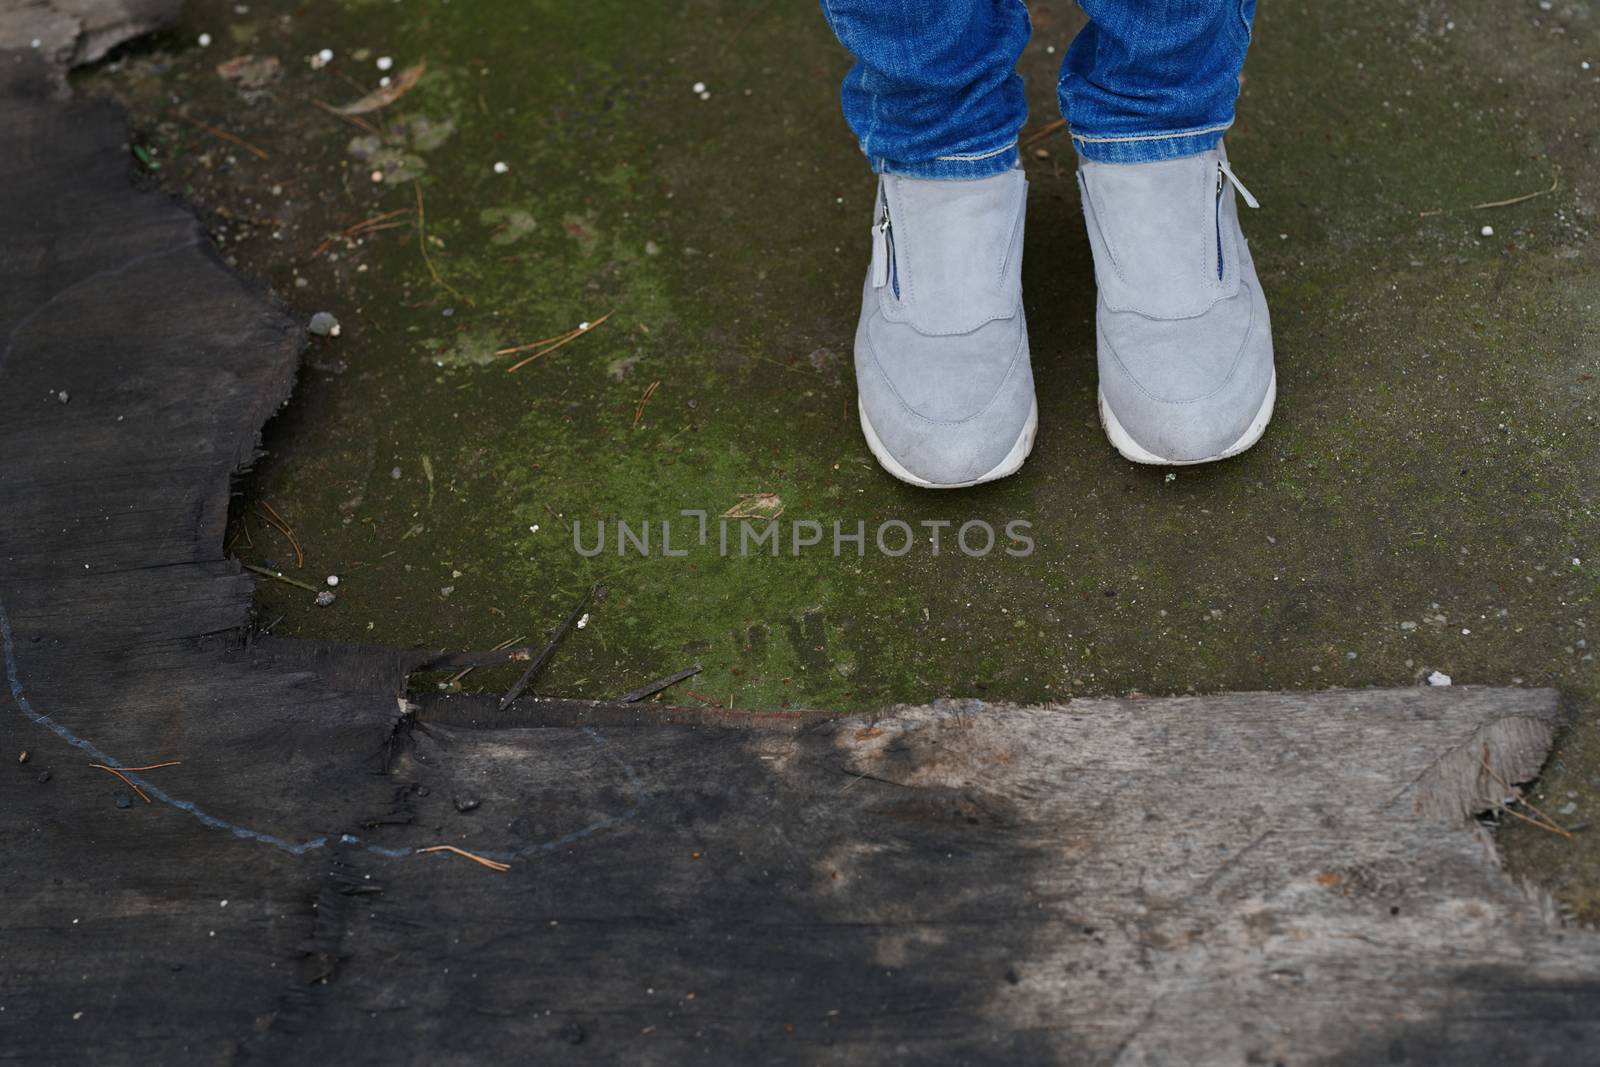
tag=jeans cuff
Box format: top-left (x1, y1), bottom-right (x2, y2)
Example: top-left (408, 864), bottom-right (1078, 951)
top-left (1068, 122), bottom-right (1231, 164)
top-left (872, 141), bottom-right (1019, 180)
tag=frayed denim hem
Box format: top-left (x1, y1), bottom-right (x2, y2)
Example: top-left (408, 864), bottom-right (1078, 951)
top-left (870, 141), bottom-right (1019, 180)
top-left (1069, 122), bottom-right (1230, 164)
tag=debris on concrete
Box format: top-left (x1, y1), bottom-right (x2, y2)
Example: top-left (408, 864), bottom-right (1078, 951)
top-left (215, 54), bottom-right (282, 90)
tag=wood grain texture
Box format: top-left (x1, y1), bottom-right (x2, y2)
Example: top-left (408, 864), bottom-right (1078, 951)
top-left (0, 0), bottom-right (180, 73)
top-left (1, 46), bottom-right (1597, 1067)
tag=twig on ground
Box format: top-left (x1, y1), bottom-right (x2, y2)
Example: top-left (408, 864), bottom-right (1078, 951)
top-left (1419, 171), bottom-right (1560, 217)
top-left (311, 98), bottom-right (380, 135)
top-left (498, 586), bottom-right (596, 709)
top-left (416, 845), bottom-right (510, 872)
top-left (1480, 743), bottom-right (1572, 839)
top-left (500, 311), bottom-right (613, 372)
top-left (172, 112), bottom-right (270, 160)
top-left (1019, 118), bottom-right (1067, 151)
top-left (445, 635), bottom-right (526, 686)
top-left (414, 183), bottom-right (471, 305)
top-left (684, 690), bottom-right (724, 708)
top-left (90, 764), bottom-right (151, 803)
top-left (243, 563), bottom-right (322, 593)
top-left (311, 207), bottom-right (414, 259)
top-left (614, 664), bottom-right (702, 703)
top-left (256, 501), bottom-right (304, 567)
top-left (632, 380), bottom-right (661, 428)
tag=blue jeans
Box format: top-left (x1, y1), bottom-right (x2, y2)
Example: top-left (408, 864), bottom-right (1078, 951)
top-left (819, 0), bottom-right (1256, 177)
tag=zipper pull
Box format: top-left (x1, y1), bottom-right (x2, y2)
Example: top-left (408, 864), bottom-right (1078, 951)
top-left (1218, 160), bottom-right (1260, 209)
top-left (871, 197), bottom-right (891, 289)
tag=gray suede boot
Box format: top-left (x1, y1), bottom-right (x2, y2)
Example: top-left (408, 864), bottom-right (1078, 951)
top-left (1077, 144), bottom-right (1276, 465)
top-left (853, 169), bottom-right (1038, 488)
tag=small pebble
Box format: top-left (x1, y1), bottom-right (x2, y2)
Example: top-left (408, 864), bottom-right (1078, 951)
top-left (38, 770), bottom-right (51, 784)
top-left (114, 792), bottom-right (132, 809)
top-left (454, 796), bottom-right (481, 813)
top-left (1480, 225), bottom-right (1494, 237)
top-left (318, 48), bottom-right (334, 62)
top-left (326, 575), bottom-right (339, 587)
top-left (378, 76), bottom-right (392, 88)
top-left (493, 161), bottom-right (510, 174)
top-left (17, 751), bottom-right (28, 765)
top-left (308, 311), bottom-right (341, 337)
top-left (370, 170), bottom-right (384, 183)
top-left (376, 56), bottom-right (394, 71)
top-left (692, 81), bottom-right (707, 94)
top-left (1426, 670), bottom-right (1452, 687)
top-left (57, 390), bottom-right (69, 404)
top-left (1559, 801), bottom-right (1578, 816)
top-left (197, 33), bottom-right (213, 47)
top-left (390, 466), bottom-right (402, 479)
top-left (315, 590), bottom-right (336, 607)
top-left (576, 613), bottom-right (590, 629)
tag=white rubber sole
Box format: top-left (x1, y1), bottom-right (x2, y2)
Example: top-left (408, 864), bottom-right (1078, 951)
top-left (1098, 371), bottom-right (1277, 466)
top-left (859, 397), bottom-right (1039, 489)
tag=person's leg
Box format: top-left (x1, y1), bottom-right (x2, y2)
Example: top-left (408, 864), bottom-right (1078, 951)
top-left (1060, 0), bottom-right (1254, 164)
top-left (1062, 1), bottom-right (1276, 465)
top-left (820, 0), bottom-right (1031, 179)
top-left (822, 1), bottom-right (1039, 488)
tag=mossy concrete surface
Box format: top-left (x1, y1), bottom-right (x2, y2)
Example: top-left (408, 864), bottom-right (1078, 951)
top-left (79, 1), bottom-right (1599, 916)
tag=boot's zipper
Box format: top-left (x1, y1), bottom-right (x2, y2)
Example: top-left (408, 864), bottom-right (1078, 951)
top-left (1214, 160), bottom-right (1260, 280)
top-left (1215, 167), bottom-right (1226, 280)
top-left (871, 187), bottom-right (898, 297)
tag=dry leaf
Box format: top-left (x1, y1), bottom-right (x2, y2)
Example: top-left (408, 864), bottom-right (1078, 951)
top-left (334, 61), bottom-right (426, 115)
top-left (215, 54), bottom-right (282, 89)
top-left (722, 492), bottom-right (784, 520)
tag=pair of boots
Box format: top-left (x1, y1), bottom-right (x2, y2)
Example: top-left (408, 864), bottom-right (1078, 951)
top-left (853, 144), bottom-right (1275, 487)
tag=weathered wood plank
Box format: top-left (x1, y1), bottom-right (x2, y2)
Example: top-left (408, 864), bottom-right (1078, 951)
top-left (0, 0), bottom-right (181, 72)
